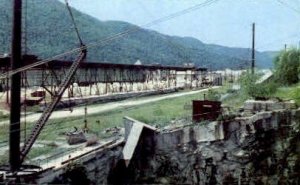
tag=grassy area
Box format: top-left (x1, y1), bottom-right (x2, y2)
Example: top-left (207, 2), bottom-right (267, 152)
top-left (222, 90), bottom-right (248, 111)
top-left (4, 80), bottom-right (299, 146)
top-left (0, 82), bottom-right (251, 164)
top-left (274, 83), bottom-right (300, 105)
top-left (222, 81), bottom-right (300, 111)
top-left (2, 79), bottom-right (299, 165)
top-left (5, 81), bottom-right (299, 163)
top-left (0, 151), bottom-right (8, 165)
top-left (0, 86), bottom-right (232, 141)
top-left (0, 145), bottom-right (57, 165)
top-left (39, 86), bottom-right (230, 140)
top-left (0, 112), bottom-right (9, 122)
top-left (27, 144), bottom-right (58, 160)
top-left (0, 85), bottom-right (232, 163)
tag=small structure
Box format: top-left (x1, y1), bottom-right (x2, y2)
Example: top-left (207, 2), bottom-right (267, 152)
top-left (122, 117), bottom-right (158, 167)
top-left (31, 90), bottom-right (46, 98)
top-left (66, 130), bottom-right (87, 145)
top-left (134, 60), bottom-right (142, 65)
top-left (192, 100), bottom-right (222, 122)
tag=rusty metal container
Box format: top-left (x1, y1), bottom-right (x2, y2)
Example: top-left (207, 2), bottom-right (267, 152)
top-left (31, 90), bottom-right (46, 97)
top-left (192, 100), bottom-right (221, 122)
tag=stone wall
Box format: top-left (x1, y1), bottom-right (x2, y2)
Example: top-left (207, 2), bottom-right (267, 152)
top-left (128, 109), bottom-right (300, 184)
top-left (36, 140), bottom-right (124, 184)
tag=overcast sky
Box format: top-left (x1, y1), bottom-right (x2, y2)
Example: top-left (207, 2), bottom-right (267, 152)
top-left (63, 0), bottom-right (300, 51)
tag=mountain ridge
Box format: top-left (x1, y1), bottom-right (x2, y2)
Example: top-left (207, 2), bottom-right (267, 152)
top-left (0, 0), bottom-right (276, 69)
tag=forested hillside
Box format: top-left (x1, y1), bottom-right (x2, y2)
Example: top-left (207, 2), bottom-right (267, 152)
top-left (0, 0), bottom-right (275, 69)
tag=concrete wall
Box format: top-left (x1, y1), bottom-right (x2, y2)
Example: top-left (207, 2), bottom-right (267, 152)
top-left (156, 122), bottom-right (224, 150)
top-left (35, 141), bottom-right (124, 184)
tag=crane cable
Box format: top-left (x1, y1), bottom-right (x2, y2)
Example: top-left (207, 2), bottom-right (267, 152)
top-left (65, 0), bottom-right (85, 115)
top-left (0, 0), bottom-right (220, 80)
top-left (65, 0), bottom-right (84, 46)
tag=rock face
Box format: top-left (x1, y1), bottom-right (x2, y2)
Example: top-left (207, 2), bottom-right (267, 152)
top-left (125, 108), bottom-right (300, 184)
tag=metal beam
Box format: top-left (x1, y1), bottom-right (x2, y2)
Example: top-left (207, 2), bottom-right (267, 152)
top-left (9, 0), bottom-right (22, 172)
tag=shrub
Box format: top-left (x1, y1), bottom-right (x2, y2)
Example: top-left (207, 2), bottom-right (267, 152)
top-left (274, 49), bottom-right (300, 85)
top-left (247, 82), bottom-right (278, 100)
top-left (239, 71), bottom-right (278, 99)
top-left (226, 88), bottom-right (237, 94)
top-left (206, 89), bottom-right (221, 101)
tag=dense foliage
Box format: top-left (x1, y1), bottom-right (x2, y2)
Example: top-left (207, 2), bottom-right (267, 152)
top-left (237, 49), bottom-right (300, 101)
top-left (0, 0), bottom-right (274, 69)
top-left (240, 72), bottom-right (278, 99)
top-left (274, 49), bottom-right (300, 85)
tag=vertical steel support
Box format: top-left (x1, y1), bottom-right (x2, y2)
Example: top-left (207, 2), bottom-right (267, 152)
top-left (6, 64), bottom-right (9, 104)
top-left (88, 69), bottom-right (92, 95)
top-left (167, 69), bottom-right (170, 88)
top-left (185, 70), bottom-right (187, 88)
top-left (10, 0), bottom-right (22, 171)
top-left (190, 69), bottom-right (193, 89)
top-left (284, 44), bottom-right (287, 52)
top-left (175, 71), bottom-right (177, 88)
top-left (105, 70), bottom-right (108, 94)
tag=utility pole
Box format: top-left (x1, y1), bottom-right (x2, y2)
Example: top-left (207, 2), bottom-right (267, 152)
top-left (284, 44), bottom-right (287, 52)
top-left (10, 0), bottom-right (22, 172)
top-left (251, 23), bottom-right (255, 75)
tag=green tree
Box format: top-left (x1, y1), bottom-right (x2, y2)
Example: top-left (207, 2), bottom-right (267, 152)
top-left (274, 49), bottom-right (300, 85)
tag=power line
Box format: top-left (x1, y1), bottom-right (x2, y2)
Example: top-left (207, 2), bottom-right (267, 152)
top-left (0, 0), bottom-right (220, 80)
top-left (276, 0), bottom-right (300, 15)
